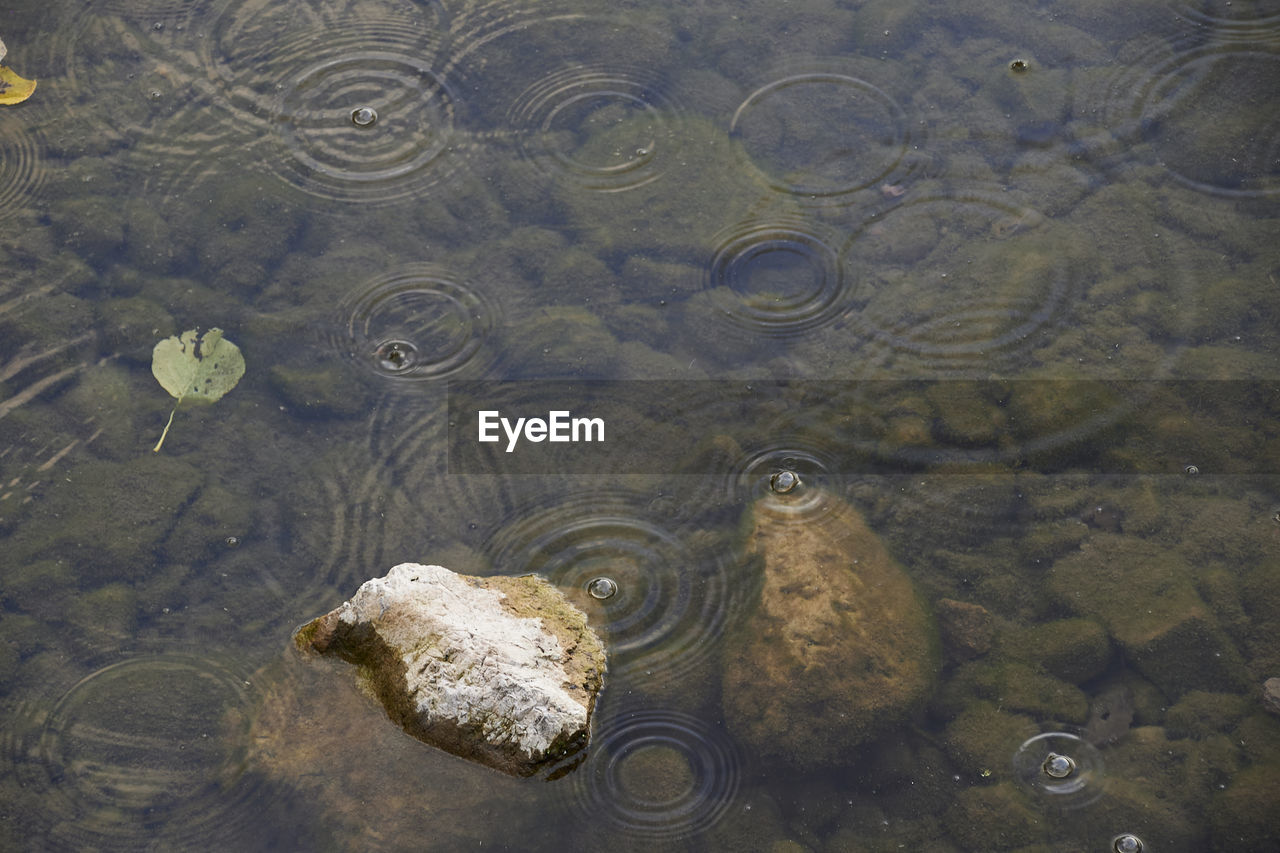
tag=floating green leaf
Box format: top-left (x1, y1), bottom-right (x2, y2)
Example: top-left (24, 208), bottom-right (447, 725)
top-left (151, 328), bottom-right (245, 452)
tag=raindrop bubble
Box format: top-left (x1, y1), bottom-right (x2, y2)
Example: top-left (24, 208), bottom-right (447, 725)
top-left (1112, 834), bottom-right (1144, 853)
top-left (770, 470), bottom-right (801, 494)
top-left (375, 340), bottom-right (417, 372)
top-left (587, 577), bottom-right (618, 600)
top-left (1042, 752), bottom-right (1076, 779)
top-left (1012, 732), bottom-right (1104, 809)
top-left (1184, 464), bottom-right (1200, 475)
top-left (224, 536), bottom-right (240, 547)
top-left (351, 107), bottom-right (378, 128)
top-left (1009, 58), bottom-right (1030, 73)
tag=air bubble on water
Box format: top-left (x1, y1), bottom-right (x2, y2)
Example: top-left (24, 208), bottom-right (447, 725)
top-left (1112, 834), bottom-right (1144, 853)
top-left (770, 470), bottom-right (800, 494)
top-left (587, 577), bottom-right (618, 600)
top-left (375, 340), bottom-right (417, 372)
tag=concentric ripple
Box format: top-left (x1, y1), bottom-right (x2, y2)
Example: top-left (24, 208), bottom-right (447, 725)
top-left (1135, 45), bottom-right (1280, 197)
top-left (705, 218), bottom-right (850, 336)
top-left (443, 9), bottom-right (684, 193)
top-left (730, 70), bottom-right (914, 200)
top-left (273, 53), bottom-right (459, 203)
top-left (334, 264), bottom-right (497, 381)
top-left (1075, 34), bottom-right (1280, 198)
top-left (200, 0), bottom-right (457, 204)
top-left (564, 709), bottom-right (742, 840)
top-left (38, 9), bottom-right (239, 192)
top-left (9, 653), bottom-right (268, 848)
top-left (1170, 0), bottom-right (1280, 34)
top-left (482, 490), bottom-right (740, 685)
top-left (725, 440), bottom-right (847, 517)
top-left (506, 64), bottom-right (679, 192)
top-left (1012, 731), bottom-right (1107, 810)
top-left (839, 190), bottom-right (1075, 371)
top-left (0, 125), bottom-right (47, 223)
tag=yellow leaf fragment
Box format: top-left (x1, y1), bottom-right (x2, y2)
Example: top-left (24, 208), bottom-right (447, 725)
top-left (0, 66), bottom-right (37, 105)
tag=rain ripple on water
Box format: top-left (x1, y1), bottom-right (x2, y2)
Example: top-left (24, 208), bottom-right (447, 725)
top-left (481, 489), bottom-right (744, 687)
top-left (560, 708), bottom-right (742, 841)
top-left (0, 124), bottom-right (46, 223)
top-left (1075, 29), bottom-right (1280, 198)
top-left (445, 10), bottom-right (685, 195)
top-left (3, 653), bottom-right (271, 849)
top-left (838, 188), bottom-right (1077, 371)
top-left (730, 62), bottom-right (920, 204)
top-left (704, 216), bottom-right (850, 337)
top-left (199, 0), bottom-right (460, 204)
top-left (332, 263), bottom-right (498, 381)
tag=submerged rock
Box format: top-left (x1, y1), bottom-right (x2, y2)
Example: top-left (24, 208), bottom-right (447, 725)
top-left (722, 490), bottom-right (938, 768)
top-left (294, 563), bottom-right (606, 777)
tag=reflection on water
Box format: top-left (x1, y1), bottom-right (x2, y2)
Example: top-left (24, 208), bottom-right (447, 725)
top-left (2, 0), bottom-right (1279, 849)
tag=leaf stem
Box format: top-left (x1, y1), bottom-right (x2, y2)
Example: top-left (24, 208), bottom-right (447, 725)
top-left (153, 402), bottom-right (178, 452)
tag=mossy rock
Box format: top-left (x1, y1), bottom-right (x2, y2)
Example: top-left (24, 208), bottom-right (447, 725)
top-left (722, 488), bottom-right (938, 768)
top-left (1048, 534), bottom-right (1248, 697)
top-left (163, 485), bottom-right (256, 564)
top-left (941, 700), bottom-right (1039, 774)
top-left (96, 296), bottom-right (176, 364)
top-left (2, 559), bottom-right (75, 622)
top-left (4, 455), bottom-right (203, 583)
top-left (999, 617), bottom-right (1111, 684)
top-left (556, 115), bottom-right (778, 264)
top-left (943, 782), bottom-right (1044, 851)
top-left (939, 660), bottom-right (1090, 724)
top-left (268, 363), bottom-right (373, 419)
top-left (1209, 763), bottom-right (1280, 851)
top-left (66, 582), bottom-right (138, 644)
top-left (499, 307), bottom-right (620, 378)
top-left (1165, 690), bottom-right (1251, 740)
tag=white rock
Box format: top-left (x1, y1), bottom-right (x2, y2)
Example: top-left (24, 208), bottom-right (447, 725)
top-left (295, 563), bottom-right (606, 777)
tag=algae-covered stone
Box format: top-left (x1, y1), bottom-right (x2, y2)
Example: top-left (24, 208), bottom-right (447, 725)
top-left (1165, 691), bottom-right (1250, 740)
top-left (1000, 617), bottom-right (1112, 685)
top-left (936, 598), bottom-right (995, 661)
top-left (500, 306), bottom-right (620, 378)
top-left (722, 489), bottom-right (937, 768)
top-left (941, 700), bottom-right (1039, 774)
top-left (267, 363), bottom-right (372, 419)
top-left (943, 782), bottom-right (1044, 851)
top-left (294, 563), bottom-right (606, 777)
top-left (3, 455), bottom-right (203, 582)
top-left (163, 484), bottom-right (256, 564)
top-left (66, 582), bottom-right (138, 644)
top-left (938, 661), bottom-right (1089, 724)
top-left (1209, 763), bottom-right (1280, 851)
top-left (1048, 534), bottom-right (1248, 697)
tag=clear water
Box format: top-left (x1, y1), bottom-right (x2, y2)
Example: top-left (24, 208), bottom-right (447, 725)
top-left (2, 0), bottom-right (1279, 850)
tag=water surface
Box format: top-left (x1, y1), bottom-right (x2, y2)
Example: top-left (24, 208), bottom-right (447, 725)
top-left (2, 0), bottom-right (1278, 850)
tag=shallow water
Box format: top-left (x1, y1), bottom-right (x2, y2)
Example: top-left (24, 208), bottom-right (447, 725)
top-left (2, 0), bottom-right (1279, 850)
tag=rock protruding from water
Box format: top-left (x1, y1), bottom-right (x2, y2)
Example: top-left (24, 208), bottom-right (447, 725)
top-left (723, 491), bottom-right (937, 768)
top-left (294, 563), bottom-right (606, 777)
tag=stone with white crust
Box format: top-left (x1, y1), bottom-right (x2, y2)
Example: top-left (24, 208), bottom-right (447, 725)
top-left (294, 563), bottom-right (606, 777)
